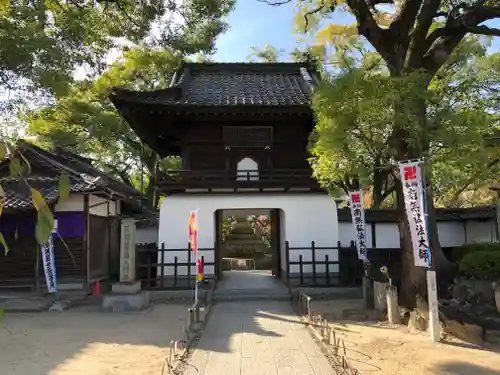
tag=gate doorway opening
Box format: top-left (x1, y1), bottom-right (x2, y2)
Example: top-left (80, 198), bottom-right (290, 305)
top-left (214, 208), bottom-right (283, 286)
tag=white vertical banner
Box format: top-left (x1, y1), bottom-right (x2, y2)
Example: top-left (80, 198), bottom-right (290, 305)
top-left (348, 190), bottom-right (367, 261)
top-left (399, 161), bottom-right (429, 267)
top-left (41, 221), bottom-right (58, 294)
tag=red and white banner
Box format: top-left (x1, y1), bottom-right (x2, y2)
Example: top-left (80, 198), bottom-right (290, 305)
top-left (188, 211), bottom-right (198, 253)
top-left (188, 211), bottom-right (203, 281)
top-left (399, 161), bottom-right (429, 267)
top-left (349, 191), bottom-right (367, 261)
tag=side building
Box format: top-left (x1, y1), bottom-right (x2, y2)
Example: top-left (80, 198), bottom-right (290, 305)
top-left (0, 141), bottom-right (141, 291)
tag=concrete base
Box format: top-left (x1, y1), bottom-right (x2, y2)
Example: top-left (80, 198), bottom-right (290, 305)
top-left (102, 291), bottom-right (150, 312)
top-left (58, 282), bottom-right (86, 291)
top-left (111, 281), bottom-right (142, 294)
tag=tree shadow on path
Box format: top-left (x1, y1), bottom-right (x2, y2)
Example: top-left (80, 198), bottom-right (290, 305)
top-left (193, 300), bottom-right (294, 354)
top-left (434, 362), bottom-right (500, 375)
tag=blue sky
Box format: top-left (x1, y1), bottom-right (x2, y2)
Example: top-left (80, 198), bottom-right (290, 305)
top-left (213, 1), bottom-right (301, 61)
top-left (213, 1), bottom-right (499, 61)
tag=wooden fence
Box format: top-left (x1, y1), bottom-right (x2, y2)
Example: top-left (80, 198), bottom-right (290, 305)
top-left (136, 243), bottom-right (215, 290)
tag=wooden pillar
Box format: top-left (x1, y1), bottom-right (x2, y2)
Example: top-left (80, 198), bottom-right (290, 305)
top-left (214, 210), bottom-right (223, 280)
top-left (83, 195), bottom-right (90, 288)
top-left (270, 209), bottom-right (280, 278)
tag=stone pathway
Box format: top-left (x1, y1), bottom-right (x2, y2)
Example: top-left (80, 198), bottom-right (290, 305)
top-left (183, 301), bottom-right (334, 375)
top-left (216, 270), bottom-right (289, 293)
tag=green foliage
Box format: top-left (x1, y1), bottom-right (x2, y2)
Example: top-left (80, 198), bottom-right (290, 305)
top-left (0, 0), bottom-right (235, 95)
top-left (20, 0), bottom-right (235, 205)
top-left (0, 143), bottom-right (58, 248)
top-left (26, 47), bottom-right (187, 203)
top-left (459, 250), bottom-right (500, 281)
top-left (247, 45), bottom-right (285, 62)
top-left (58, 173), bottom-right (70, 201)
top-left (451, 242), bottom-right (500, 263)
top-left (309, 36), bottom-right (499, 207)
top-left (0, 233), bottom-right (7, 255)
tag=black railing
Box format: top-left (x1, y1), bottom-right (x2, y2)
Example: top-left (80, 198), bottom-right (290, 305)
top-left (136, 241), bottom-right (461, 290)
top-left (157, 169), bottom-right (320, 191)
top-left (136, 243), bottom-right (215, 290)
top-left (285, 241), bottom-right (361, 287)
top-left (287, 240), bottom-right (457, 290)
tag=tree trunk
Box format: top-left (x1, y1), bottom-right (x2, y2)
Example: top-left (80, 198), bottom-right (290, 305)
top-left (392, 87), bottom-right (457, 308)
top-left (395, 178), bottom-right (425, 309)
top-left (396, 179), bottom-right (457, 308)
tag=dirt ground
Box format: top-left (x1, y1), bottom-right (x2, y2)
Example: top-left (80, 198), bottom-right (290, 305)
top-left (313, 299), bottom-right (500, 375)
top-left (0, 303), bottom-right (190, 375)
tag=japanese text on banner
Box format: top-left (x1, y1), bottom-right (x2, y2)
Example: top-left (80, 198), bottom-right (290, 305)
top-left (349, 191), bottom-right (367, 261)
top-left (41, 233), bottom-right (58, 294)
top-left (399, 162), bottom-right (429, 267)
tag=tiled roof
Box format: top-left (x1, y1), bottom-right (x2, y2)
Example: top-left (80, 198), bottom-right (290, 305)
top-left (111, 62), bottom-right (319, 108)
top-left (1, 176), bottom-right (94, 211)
top-left (0, 141), bottom-right (140, 212)
top-left (337, 207), bottom-right (495, 223)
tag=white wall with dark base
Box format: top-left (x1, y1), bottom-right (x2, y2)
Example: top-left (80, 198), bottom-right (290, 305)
top-left (338, 219), bottom-right (497, 249)
top-left (158, 193), bottom-right (339, 277)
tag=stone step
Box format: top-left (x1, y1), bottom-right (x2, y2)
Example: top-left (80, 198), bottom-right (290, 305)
top-left (225, 237), bottom-right (263, 243)
top-left (214, 293), bottom-right (291, 302)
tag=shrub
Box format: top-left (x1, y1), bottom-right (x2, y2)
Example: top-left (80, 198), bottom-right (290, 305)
top-left (458, 250), bottom-right (500, 281)
top-left (451, 242), bottom-right (500, 263)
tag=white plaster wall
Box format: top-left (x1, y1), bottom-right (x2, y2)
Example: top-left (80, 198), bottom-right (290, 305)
top-left (339, 222), bottom-right (374, 248)
top-left (375, 223), bottom-right (400, 248)
top-left (54, 193), bottom-right (119, 216)
top-left (55, 194), bottom-right (84, 212)
top-left (437, 222), bottom-right (465, 247)
top-left (89, 195), bottom-right (117, 217)
top-left (340, 220), bottom-right (496, 248)
top-left (137, 227), bottom-right (158, 245)
top-left (466, 220), bottom-right (496, 243)
top-left (158, 193), bottom-right (339, 276)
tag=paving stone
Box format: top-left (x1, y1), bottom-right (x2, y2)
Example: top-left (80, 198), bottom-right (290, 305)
top-left (183, 300), bottom-right (335, 375)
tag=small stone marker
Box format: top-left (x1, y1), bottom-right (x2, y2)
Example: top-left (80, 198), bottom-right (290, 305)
top-left (427, 270), bottom-right (441, 342)
top-left (386, 285), bottom-right (399, 324)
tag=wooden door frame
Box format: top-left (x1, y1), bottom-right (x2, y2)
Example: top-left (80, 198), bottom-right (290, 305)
top-left (214, 209), bottom-right (223, 280)
top-left (270, 208), bottom-right (281, 278)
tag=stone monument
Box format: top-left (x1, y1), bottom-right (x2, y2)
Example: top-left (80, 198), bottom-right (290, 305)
top-left (102, 218), bottom-right (151, 312)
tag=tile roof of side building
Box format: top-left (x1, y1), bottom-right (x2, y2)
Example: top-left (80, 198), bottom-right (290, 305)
top-left (0, 140), bottom-right (140, 212)
top-left (111, 62), bottom-right (320, 108)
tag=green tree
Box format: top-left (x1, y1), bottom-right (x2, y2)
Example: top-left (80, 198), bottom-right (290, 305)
top-left (0, 0), bottom-right (235, 252)
top-left (0, 0), bottom-right (234, 96)
top-left (26, 47), bottom-right (183, 207)
top-left (247, 44), bottom-right (286, 62)
top-left (312, 37), bottom-right (500, 208)
top-left (266, 0), bottom-right (500, 307)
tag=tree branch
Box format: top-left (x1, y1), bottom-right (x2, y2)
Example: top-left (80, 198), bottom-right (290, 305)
top-left (389, 0), bottom-right (424, 54)
top-left (423, 4), bottom-right (500, 76)
top-left (256, 0), bottom-right (293, 5)
top-left (451, 156), bottom-right (500, 204)
top-left (346, 0), bottom-right (399, 72)
top-left (466, 25), bottom-right (500, 36)
top-left (405, 0), bottom-right (443, 71)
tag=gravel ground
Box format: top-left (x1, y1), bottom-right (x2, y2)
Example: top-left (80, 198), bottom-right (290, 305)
top-left (0, 303), bottom-right (190, 375)
top-left (312, 299), bottom-right (500, 375)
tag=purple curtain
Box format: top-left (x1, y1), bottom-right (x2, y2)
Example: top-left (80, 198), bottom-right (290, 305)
top-left (0, 212), bottom-right (84, 238)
